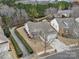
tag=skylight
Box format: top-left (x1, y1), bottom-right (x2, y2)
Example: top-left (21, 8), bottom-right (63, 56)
top-left (63, 21), bottom-right (69, 27)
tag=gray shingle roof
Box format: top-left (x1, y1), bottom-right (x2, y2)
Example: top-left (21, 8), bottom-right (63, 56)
top-left (26, 21), bottom-right (57, 40)
top-left (27, 21), bottom-right (56, 33)
top-left (55, 18), bottom-right (79, 39)
top-left (55, 18), bottom-right (75, 28)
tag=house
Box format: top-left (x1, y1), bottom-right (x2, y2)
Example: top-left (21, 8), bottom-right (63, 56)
top-left (0, 26), bottom-right (9, 53)
top-left (51, 18), bottom-right (74, 32)
top-left (25, 21), bottom-right (57, 43)
top-left (57, 10), bottom-right (73, 18)
top-left (50, 18), bottom-right (79, 38)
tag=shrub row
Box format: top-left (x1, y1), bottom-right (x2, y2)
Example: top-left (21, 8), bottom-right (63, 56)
top-left (15, 29), bottom-right (33, 54)
top-left (10, 34), bottom-right (23, 57)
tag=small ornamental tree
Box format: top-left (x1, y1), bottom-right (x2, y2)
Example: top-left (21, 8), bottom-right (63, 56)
top-left (2, 16), bottom-right (11, 37)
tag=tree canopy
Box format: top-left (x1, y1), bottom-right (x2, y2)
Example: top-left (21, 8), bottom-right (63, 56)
top-left (0, 0), bottom-right (16, 6)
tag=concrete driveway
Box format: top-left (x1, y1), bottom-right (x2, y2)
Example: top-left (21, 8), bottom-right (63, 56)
top-left (51, 39), bottom-right (69, 52)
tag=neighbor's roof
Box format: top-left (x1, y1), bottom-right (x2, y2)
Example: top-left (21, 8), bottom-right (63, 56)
top-left (58, 10), bottom-right (73, 15)
top-left (54, 18), bottom-right (79, 39)
top-left (54, 18), bottom-right (75, 28)
top-left (25, 21), bottom-right (57, 39)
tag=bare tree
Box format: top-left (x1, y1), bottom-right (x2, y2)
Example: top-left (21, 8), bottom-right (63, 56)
top-left (42, 31), bottom-right (47, 54)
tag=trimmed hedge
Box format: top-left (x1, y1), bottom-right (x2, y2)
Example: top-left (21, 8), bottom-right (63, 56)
top-left (15, 30), bottom-right (33, 54)
top-left (3, 27), bottom-right (10, 38)
top-left (10, 34), bottom-right (23, 57)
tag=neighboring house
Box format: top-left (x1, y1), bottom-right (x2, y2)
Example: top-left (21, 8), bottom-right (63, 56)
top-left (44, 8), bottom-right (58, 16)
top-left (53, 13), bottom-right (62, 18)
top-left (25, 21), bottom-right (57, 43)
top-left (0, 26), bottom-right (9, 53)
top-left (57, 10), bottom-right (73, 18)
top-left (50, 18), bottom-right (79, 38)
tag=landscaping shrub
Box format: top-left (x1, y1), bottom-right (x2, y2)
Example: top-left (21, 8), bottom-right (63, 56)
top-left (10, 34), bottom-right (23, 57)
top-left (3, 27), bottom-right (10, 38)
top-left (15, 30), bottom-right (33, 54)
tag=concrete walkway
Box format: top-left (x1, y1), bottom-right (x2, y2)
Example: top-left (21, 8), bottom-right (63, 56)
top-left (51, 39), bottom-right (69, 52)
top-left (10, 27), bottom-right (29, 58)
top-left (0, 51), bottom-right (13, 59)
